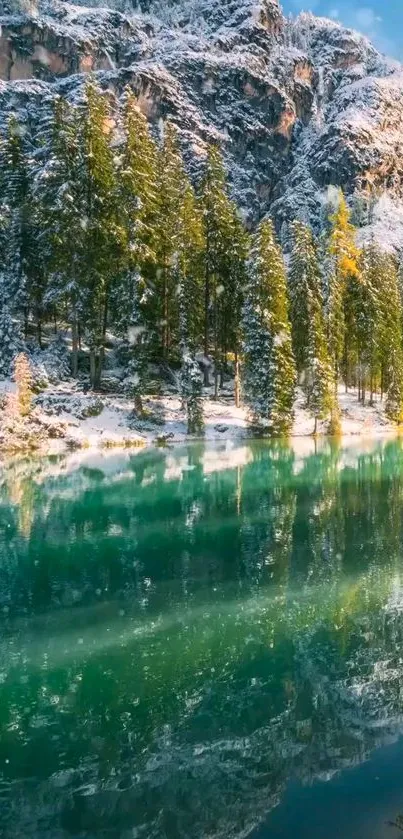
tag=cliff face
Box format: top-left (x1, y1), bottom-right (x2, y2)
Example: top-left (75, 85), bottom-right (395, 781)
top-left (1, 0), bottom-right (403, 246)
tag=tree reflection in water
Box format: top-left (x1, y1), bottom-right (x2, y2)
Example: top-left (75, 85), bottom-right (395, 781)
top-left (1, 439), bottom-right (403, 836)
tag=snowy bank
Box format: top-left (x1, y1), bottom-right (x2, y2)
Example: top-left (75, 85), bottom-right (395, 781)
top-left (0, 379), bottom-right (398, 455)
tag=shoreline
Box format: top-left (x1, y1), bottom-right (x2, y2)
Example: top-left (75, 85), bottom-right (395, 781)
top-left (0, 402), bottom-right (403, 459)
top-left (0, 385), bottom-right (399, 458)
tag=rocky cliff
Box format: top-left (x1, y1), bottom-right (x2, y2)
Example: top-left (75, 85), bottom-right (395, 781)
top-left (1, 0), bottom-right (403, 247)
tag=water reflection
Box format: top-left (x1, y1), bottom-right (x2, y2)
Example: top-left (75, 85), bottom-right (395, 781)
top-left (1, 439), bottom-right (403, 836)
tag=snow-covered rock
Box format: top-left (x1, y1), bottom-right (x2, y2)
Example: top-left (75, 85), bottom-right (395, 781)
top-left (1, 0), bottom-right (403, 247)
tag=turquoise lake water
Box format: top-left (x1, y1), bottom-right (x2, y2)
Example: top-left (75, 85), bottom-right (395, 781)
top-left (2, 439), bottom-right (403, 837)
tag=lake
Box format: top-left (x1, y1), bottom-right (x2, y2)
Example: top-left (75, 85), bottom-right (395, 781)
top-left (1, 439), bottom-right (403, 838)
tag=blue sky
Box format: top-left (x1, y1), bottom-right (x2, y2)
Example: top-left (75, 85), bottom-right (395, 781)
top-left (281, 1), bottom-right (403, 59)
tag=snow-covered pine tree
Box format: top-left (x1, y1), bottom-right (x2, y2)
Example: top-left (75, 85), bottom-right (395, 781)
top-left (327, 190), bottom-right (360, 387)
top-left (288, 220), bottom-right (335, 429)
top-left (178, 278), bottom-right (204, 436)
top-left (199, 144), bottom-right (238, 390)
top-left (176, 182), bottom-right (205, 349)
top-left (177, 182), bottom-right (205, 435)
top-left (0, 294), bottom-right (21, 378)
top-left (289, 220), bottom-right (311, 377)
top-left (225, 207), bottom-right (249, 405)
top-left (1, 116), bottom-right (35, 338)
top-left (353, 244), bottom-right (384, 403)
top-left (242, 219), bottom-right (296, 436)
top-left (305, 287), bottom-right (334, 434)
top-left (180, 347), bottom-right (204, 435)
top-left (155, 122), bottom-right (186, 361)
top-left (385, 349), bottom-right (403, 424)
top-left (115, 89), bottom-right (159, 345)
top-left (288, 220), bottom-right (322, 379)
top-left (378, 254), bottom-right (403, 421)
top-left (78, 81), bottom-right (126, 388)
top-left (34, 95), bottom-right (87, 374)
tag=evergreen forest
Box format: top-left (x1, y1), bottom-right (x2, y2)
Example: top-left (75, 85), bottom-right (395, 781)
top-left (1, 79), bottom-right (403, 436)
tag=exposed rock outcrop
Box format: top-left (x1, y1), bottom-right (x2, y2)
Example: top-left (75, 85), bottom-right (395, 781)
top-left (1, 0), bottom-right (403, 246)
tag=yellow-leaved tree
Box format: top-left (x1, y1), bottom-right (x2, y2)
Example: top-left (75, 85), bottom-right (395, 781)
top-left (327, 190), bottom-right (361, 391)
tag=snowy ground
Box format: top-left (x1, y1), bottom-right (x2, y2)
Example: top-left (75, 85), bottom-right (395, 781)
top-left (0, 379), bottom-right (397, 453)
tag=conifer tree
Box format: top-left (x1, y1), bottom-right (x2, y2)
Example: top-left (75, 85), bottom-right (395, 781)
top-left (180, 348), bottom-right (204, 435)
top-left (355, 244), bottom-right (384, 403)
top-left (115, 90), bottom-right (159, 345)
top-left (385, 351), bottom-right (403, 424)
top-left (327, 191), bottom-right (360, 386)
top-left (242, 220), bottom-right (296, 435)
top-left (199, 145), bottom-right (237, 390)
top-left (288, 221), bottom-right (334, 428)
top-left (0, 300), bottom-right (20, 377)
top-left (35, 96), bottom-right (86, 374)
top-left (78, 81), bottom-right (126, 388)
top-left (177, 183), bottom-right (205, 434)
top-left (176, 182), bottom-right (205, 350)
top-left (306, 287), bottom-right (334, 433)
top-left (155, 122), bottom-right (185, 361)
top-left (379, 254), bottom-right (403, 420)
top-left (225, 207), bottom-right (248, 405)
top-left (1, 116), bottom-right (37, 337)
top-left (288, 220), bottom-right (315, 377)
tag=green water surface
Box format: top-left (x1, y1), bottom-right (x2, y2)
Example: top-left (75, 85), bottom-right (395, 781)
top-left (2, 439), bottom-right (403, 837)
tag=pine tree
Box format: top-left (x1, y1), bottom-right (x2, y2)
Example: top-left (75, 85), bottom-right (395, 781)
top-left (78, 80), bottom-right (126, 388)
top-left (306, 287), bottom-right (334, 433)
top-left (288, 221), bottom-right (334, 429)
top-left (288, 220), bottom-right (315, 377)
top-left (356, 244), bottom-right (384, 403)
top-left (0, 299), bottom-right (20, 377)
top-left (327, 191), bottom-right (360, 386)
top-left (242, 220), bottom-right (296, 435)
top-left (176, 182), bottom-right (205, 350)
top-left (177, 183), bottom-right (205, 435)
top-left (180, 349), bottom-right (204, 435)
top-left (379, 254), bottom-right (403, 421)
top-left (34, 96), bottom-right (86, 374)
top-left (385, 351), bottom-right (403, 424)
top-left (155, 122), bottom-right (186, 361)
top-left (225, 207), bottom-right (248, 406)
top-left (199, 145), bottom-right (239, 391)
top-left (115, 90), bottom-right (159, 345)
top-left (1, 116), bottom-right (37, 337)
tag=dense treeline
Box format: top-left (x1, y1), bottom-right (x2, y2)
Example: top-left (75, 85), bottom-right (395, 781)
top-left (1, 79), bottom-right (403, 435)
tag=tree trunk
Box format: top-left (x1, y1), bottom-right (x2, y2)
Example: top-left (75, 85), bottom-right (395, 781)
top-left (98, 295), bottom-right (109, 379)
top-left (89, 349), bottom-right (97, 389)
top-left (163, 265), bottom-right (168, 359)
top-left (134, 393), bottom-right (144, 416)
top-left (37, 318), bottom-right (43, 350)
top-left (71, 318), bottom-right (79, 378)
top-left (220, 348), bottom-right (225, 388)
top-left (234, 352), bottom-right (240, 408)
top-left (204, 249), bottom-right (210, 385)
top-left (94, 354), bottom-right (102, 390)
top-left (213, 283), bottom-right (219, 400)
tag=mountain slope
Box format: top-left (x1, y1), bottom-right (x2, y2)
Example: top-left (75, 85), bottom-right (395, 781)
top-left (1, 0), bottom-right (403, 247)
